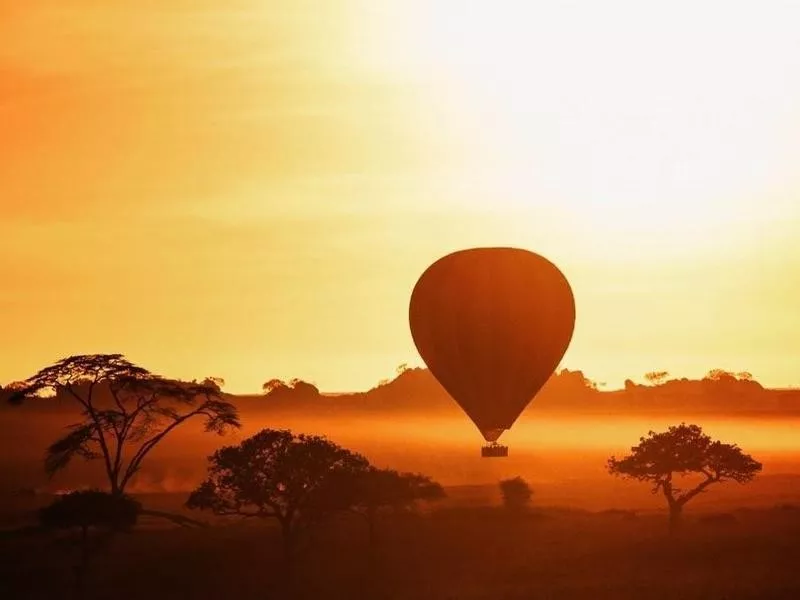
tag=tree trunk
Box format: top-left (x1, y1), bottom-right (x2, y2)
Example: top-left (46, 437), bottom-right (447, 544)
top-left (74, 525), bottom-right (90, 600)
top-left (363, 510), bottom-right (383, 600)
top-left (367, 511), bottom-right (376, 554)
top-left (366, 511), bottom-right (377, 585)
top-left (668, 503), bottom-right (683, 535)
top-left (279, 520), bottom-right (296, 592)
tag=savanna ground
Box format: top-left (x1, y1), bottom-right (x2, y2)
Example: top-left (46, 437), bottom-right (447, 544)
top-left (3, 411), bottom-right (800, 599)
top-left (3, 485), bottom-right (800, 600)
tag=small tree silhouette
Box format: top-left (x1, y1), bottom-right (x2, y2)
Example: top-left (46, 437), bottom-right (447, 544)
top-left (608, 423), bottom-right (762, 533)
top-left (644, 371), bottom-right (670, 386)
top-left (705, 368), bottom-right (737, 381)
top-left (186, 429), bottom-right (369, 575)
top-left (499, 476), bottom-right (533, 511)
top-left (39, 490), bottom-right (140, 599)
top-left (312, 466), bottom-right (445, 597)
top-left (8, 354), bottom-right (240, 496)
top-left (325, 467), bottom-right (445, 548)
top-left (261, 378), bottom-right (320, 398)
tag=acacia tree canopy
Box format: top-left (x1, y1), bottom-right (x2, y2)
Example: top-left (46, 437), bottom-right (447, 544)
top-left (8, 354), bottom-right (240, 495)
top-left (608, 423), bottom-right (761, 530)
top-left (644, 371), bottom-right (670, 385)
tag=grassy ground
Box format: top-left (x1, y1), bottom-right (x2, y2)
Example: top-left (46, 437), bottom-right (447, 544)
top-left (3, 410), bottom-right (800, 599)
top-left (2, 490), bottom-right (800, 600)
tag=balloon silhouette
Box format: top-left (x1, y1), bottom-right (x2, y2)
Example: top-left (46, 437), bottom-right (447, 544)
top-left (409, 247), bottom-right (576, 456)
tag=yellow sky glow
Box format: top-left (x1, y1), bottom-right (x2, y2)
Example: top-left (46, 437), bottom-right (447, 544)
top-left (2, 1), bottom-right (800, 393)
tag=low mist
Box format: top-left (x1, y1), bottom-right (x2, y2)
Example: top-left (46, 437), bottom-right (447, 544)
top-left (5, 407), bottom-right (800, 512)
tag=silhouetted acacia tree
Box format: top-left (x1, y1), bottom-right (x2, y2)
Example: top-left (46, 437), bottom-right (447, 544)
top-left (39, 490), bottom-right (140, 599)
top-left (325, 467), bottom-right (445, 548)
top-left (262, 378), bottom-right (320, 399)
top-left (186, 429), bottom-right (369, 567)
top-left (262, 378), bottom-right (288, 394)
top-left (644, 371), bottom-right (670, 386)
top-left (499, 476), bottom-right (533, 511)
top-left (8, 354), bottom-right (240, 495)
top-left (0, 381), bottom-right (26, 403)
top-left (541, 369), bottom-right (600, 401)
top-left (199, 377), bottom-right (226, 393)
top-left (608, 423), bottom-right (762, 533)
top-left (705, 369), bottom-right (737, 381)
top-left (313, 466), bottom-right (444, 595)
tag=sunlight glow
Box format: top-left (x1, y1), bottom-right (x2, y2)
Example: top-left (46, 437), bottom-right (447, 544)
top-left (3, 1), bottom-right (800, 392)
top-left (366, 1), bottom-right (800, 252)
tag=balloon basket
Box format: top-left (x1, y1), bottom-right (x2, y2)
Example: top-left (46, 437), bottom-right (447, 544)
top-left (481, 444), bottom-right (508, 458)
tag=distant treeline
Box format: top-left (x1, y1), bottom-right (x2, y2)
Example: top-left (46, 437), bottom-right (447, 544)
top-left (4, 366), bottom-right (799, 417)
top-left (243, 367), bottom-right (800, 417)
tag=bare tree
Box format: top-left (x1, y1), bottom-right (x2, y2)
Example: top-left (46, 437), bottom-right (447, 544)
top-left (8, 354), bottom-right (240, 495)
top-left (608, 423), bottom-right (761, 533)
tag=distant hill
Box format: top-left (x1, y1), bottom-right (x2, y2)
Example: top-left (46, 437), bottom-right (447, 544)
top-left (234, 367), bottom-right (800, 418)
top-left (3, 367), bottom-right (800, 494)
top-left (4, 366), bottom-right (800, 418)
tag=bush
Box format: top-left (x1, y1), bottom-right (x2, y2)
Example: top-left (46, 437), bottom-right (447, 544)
top-left (499, 477), bottom-right (533, 511)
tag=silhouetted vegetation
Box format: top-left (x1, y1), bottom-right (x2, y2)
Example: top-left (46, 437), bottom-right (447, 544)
top-left (186, 429), bottom-right (368, 570)
top-left (2, 362), bottom-right (799, 599)
top-left (7, 354), bottom-right (240, 496)
top-left (5, 492), bottom-right (800, 599)
top-left (262, 378), bottom-right (321, 399)
top-left (185, 429), bottom-right (449, 594)
top-left (644, 371), bottom-right (670, 385)
top-left (608, 423), bottom-right (762, 533)
top-left (499, 476), bottom-right (533, 512)
top-left (6, 366), bottom-right (798, 426)
top-left (330, 466), bottom-right (446, 547)
top-left (39, 490), bottom-right (140, 598)
top-left (234, 365), bottom-right (794, 419)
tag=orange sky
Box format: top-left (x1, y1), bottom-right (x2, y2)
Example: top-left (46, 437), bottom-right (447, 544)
top-left (2, 1), bottom-right (800, 393)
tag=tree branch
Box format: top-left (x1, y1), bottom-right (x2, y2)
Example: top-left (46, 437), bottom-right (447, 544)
top-left (676, 474), bottom-right (719, 506)
top-left (119, 406), bottom-right (205, 491)
top-left (65, 383), bottom-right (117, 490)
top-left (44, 424), bottom-right (101, 476)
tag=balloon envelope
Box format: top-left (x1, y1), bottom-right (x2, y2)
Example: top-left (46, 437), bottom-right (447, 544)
top-left (409, 247), bottom-right (576, 442)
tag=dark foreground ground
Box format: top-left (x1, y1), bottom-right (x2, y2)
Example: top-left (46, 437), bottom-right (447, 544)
top-left (2, 490), bottom-right (800, 600)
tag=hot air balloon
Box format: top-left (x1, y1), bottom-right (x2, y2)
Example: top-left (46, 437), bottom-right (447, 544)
top-left (408, 247), bottom-right (576, 457)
